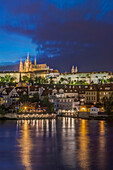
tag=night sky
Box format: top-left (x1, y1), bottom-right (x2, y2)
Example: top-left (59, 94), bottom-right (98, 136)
top-left (0, 0), bottom-right (113, 72)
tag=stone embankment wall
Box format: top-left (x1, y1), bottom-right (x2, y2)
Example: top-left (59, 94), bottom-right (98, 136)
top-left (0, 113), bottom-right (17, 119)
top-left (0, 113), bottom-right (56, 119)
top-left (78, 112), bottom-right (90, 118)
top-left (18, 113), bottom-right (56, 119)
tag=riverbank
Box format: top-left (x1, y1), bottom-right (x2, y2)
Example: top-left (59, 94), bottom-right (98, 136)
top-left (82, 115), bottom-right (113, 120)
top-left (0, 113), bottom-right (56, 120)
top-left (57, 112), bottom-right (113, 120)
top-left (0, 112), bottom-right (113, 120)
top-left (0, 113), bottom-right (17, 120)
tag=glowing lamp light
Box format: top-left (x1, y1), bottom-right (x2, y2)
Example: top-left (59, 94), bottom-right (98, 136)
top-left (82, 108), bottom-right (85, 111)
top-left (80, 106), bottom-right (87, 112)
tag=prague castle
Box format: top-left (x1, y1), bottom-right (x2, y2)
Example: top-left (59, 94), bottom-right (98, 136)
top-left (19, 53), bottom-right (50, 73)
top-left (19, 53), bottom-right (59, 79)
top-left (0, 52), bottom-right (112, 83)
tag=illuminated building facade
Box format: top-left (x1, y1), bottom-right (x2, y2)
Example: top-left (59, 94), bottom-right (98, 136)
top-left (19, 53), bottom-right (50, 73)
top-left (54, 70), bottom-right (113, 84)
top-left (19, 53), bottom-right (59, 78)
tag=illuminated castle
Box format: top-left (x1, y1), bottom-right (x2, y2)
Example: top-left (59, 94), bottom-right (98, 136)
top-left (19, 53), bottom-right (49, 73)
top-left (71, 65), bottom-right (78, 73)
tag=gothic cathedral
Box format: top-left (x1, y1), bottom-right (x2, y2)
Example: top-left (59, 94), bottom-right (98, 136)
top-left (19, 53), bottom-right (49, 73)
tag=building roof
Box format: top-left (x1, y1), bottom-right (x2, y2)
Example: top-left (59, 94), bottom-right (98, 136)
top-left (1, 87), bottom-right (13, 95)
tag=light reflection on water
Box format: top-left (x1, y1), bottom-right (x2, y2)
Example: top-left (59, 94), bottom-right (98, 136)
top-left (18, 120), bottom-right (33, 170)
top-left (1, 118), bottom-right (113, 169)
top-left (98, 121), bottom-right (106, 169)
top-left (77, 120), bottom-right (90, 169)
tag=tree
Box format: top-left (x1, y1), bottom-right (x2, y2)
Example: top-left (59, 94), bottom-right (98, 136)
top-left (35, 76), bottom-right (42, 84)
top-left (40, 77), bottom-right (46, 84)
top-left (102, 93), bottom-right (113, 114)
top-left (73, 108), bottom-right (77, 111)
top-left (22, 76), bottom-right (30, 83)
top-left (5, 75), bottom-right (11, 82)
top-left (44, 78), bottom-right (48, 84)
top-left (47, 103), bottom-right (54, 113)
top-left (29, 77), bottom-right (33, 85)
top-left (40, 96), bottom-right (49, 107)
top-left (68, 77), bottom-right (71, 84)
top-left (10, 77), bottom-right (16, 83)
top-left (49, 77), bottom-right (54, 84)
top-left (0, 75), bottom-right (16, 84)
top-left (30, 93), bottom-right (39, 103)
top-left (60, 78), bottom-right (65, 84)
top-left (95, 102), bottom-right (103, 108)
top-left (73, 80), bottom-right (78, 85)
top-left (0, 105), bottom-right (6, 114)
top-left (40, 96), bottom-right (54, 113)
top-left (19, 94), bottom-right (30, 103)
top-left (0, 77), bottom-right (5, 82)
top-left (106, 78), bottom-right (113, 83)
top-left (98, 79), bottom-right (102, 84)
top-left (35, 76), bottom-right (38, 83)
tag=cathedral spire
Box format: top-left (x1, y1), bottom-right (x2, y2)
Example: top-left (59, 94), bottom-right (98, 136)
top-left (34, 57), bottom-right (36, 65)
top-left (27, 52), bottom-right (29, 62)
top-left (19, 58), bottom-right (23, 72)
top-left (71, 66), bottom-right (75, 73)
top-left (75, 66), bottom-right (78, 73)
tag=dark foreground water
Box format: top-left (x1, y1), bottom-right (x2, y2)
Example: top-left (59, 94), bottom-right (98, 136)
top-left (0, 118), bottom-right (113, 170)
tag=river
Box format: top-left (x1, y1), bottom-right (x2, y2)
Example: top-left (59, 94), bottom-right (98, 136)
top-left (0, 118), bottom-right (113, 170)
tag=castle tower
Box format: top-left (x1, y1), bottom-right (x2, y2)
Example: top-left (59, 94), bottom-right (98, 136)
top-left (34, 57), bottom-right (36, 65)
top-left (27, 52), bottom-right (29, 62)
top-left (24, 59), bottom-right (27, 72)
top-left (75, 66), bottom-right (78, 73)
top-left (29, 61), bottom-right (32, 71)
top-left (71, 66), bottom-right (75, 73)
top-left (19, 58), bottom-right (23, 72)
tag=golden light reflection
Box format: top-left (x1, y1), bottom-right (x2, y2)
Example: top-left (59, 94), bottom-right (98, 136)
top-left (100, 121), bottom-right (105, 135)
top-left (77, 119), bottom-right (90, 169)
top-left (98, 121), bottom-right (106, 169)
top-left (18, 120), bottom-right (32, 170)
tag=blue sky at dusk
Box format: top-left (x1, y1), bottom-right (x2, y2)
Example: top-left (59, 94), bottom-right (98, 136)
top-left (0, 0), bottom-right (113, 72)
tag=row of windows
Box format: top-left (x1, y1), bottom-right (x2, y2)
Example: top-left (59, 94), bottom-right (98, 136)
top-left (86, 97), bottom-right (96, 101)
top-left (53, 90), bottom-right (77, 93)
top-left (59, 104), bottom-right (72, 107)
top-left (86, 92), bottom-right (96, 95)
top-left (59, 99), bottom-right (72, 102)
top-left (99, 92), bottom-right (112, 95)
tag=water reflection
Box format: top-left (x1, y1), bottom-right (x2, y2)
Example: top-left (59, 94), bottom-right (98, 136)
top-left (12, 118), bottom-right (112, 169)
top-left (18, 120), bottom-right (33, 170)
top-left (77, 119), bottom-right (90, 169)
top-left (61, 118), bottom-right (77, 168)
top-left (100, 120), bottom-right (105, 135)
top-left (98, 121), bottom-right (106, 169)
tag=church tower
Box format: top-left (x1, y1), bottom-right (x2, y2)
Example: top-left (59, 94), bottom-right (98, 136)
top-left (71, 66), bottom-right (75, 73)
top-left (75, 66), bottom-right (78, 73)
top-left (19, 58), bottom-right (23, 72)
top-left (26, 52), bottom-right (30, 72)
top-left (34, 57), bottom-right (36, 65)
top-left (24, 59), bottom-right (26, 72)
top-left (27, 52), bottom-right (29, 62)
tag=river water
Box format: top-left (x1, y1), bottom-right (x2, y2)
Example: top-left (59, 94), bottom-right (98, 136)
top-left (0, 118), bottom-right (113, 170)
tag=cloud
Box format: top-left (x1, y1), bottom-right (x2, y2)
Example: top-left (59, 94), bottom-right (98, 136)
top-left (0, 0), bottom-right (113, 71)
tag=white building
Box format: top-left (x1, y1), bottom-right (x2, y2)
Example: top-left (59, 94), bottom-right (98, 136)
top-left (90, 107), bottom-right (98, 116)
top-left (53, 71), bottom-right (113, 84)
